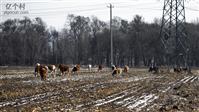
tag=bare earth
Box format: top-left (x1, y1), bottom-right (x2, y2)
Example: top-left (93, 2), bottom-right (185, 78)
top-left (0, 67), bottom-right (199, 112)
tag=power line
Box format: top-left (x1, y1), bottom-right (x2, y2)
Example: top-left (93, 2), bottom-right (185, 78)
top-left (115, 2), bottom-right (161, 8)
top-left (0, 3), bottom-right (163, 16)
top-left (1, 1), bottom-right (198, 18)
top-left (0, 7), bottom-right (108, 17)
top-left (28, 3), bottom-right (107, 11)
top-left (0, 1), bottom-right (162, 15)
top-left (0, 7), bottom-right (164, 18)
top-left (116, 6), bottom-right (162, 10)
top-left (0, 1), bottom-right (161, 11)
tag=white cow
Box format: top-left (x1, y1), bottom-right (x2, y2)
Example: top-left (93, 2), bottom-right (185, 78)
top-left (88, 64), bottom-right (92, 72)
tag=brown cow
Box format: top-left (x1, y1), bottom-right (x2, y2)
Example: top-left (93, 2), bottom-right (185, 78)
top-left (173, 67), bottom-right (188, 73)
top-left (123, 65), bottom-right (129, 73)
top-left (39, 65), bottom-right (48, 80)
top-left (58, 64), bottom-right (70, 77)
top-left (72, 64), bottom-right (80, 75)
top-left (98, 65), bottom-right (103, 72)
top-left (148, 66), bottom-right (159, 73)
top-left (48, 65), bottom-right (56, 77)
top-left (112, 67), bottom-right (123, 76)
top-left (174, 67), bottom-right (181, 73)
top-left (76, 64), bottom-right (80, 71)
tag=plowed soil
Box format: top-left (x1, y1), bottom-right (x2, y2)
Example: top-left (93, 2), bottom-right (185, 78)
top-left (0, 67), bottom-right (199, 112)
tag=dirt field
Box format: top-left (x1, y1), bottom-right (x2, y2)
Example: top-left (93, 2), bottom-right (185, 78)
top-left (0, 67), bottom-right (199, 112)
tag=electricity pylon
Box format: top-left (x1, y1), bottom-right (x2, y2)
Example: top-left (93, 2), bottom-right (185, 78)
top-left (160, 0), bottom-right (190, 71)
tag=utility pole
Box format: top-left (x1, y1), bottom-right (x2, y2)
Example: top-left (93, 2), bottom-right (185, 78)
top-left (108, 3), bottom-right (114, 66)
top-left (160, 0), bottom-right (190, 72)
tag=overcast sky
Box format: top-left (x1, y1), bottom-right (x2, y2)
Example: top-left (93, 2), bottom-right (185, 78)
top-left (1, 0), bottom-right (199, 30)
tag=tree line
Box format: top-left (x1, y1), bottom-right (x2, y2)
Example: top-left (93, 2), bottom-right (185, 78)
top-left (0, 15), bottom-right (199, 67)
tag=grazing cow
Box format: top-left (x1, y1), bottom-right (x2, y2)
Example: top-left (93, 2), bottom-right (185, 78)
top-left (148, 66), bottom-right (159, 73)
top-left (34, 63), bottom-right (40, 77)
top-left (76, 64), bottom-right (80, 71)
top-left (112, 67), bottom-right (123, 76)
top-left (48, 65), bottom-right (56, 77)
top-left (111, 65), bottom-right (116, 70)
top-left (39, 65), bottom-right (48, 80)
top-left (58, 64), bottom-right (70, 76)
top-left (173, 67), bottom-right (188, 73)
top-left (98, 65), bottom-right (103, 72)
top-left (182, 67), bottom-right (188, 72)
top-left (88, 64), bottom-right (92, 72)
top-left (174, 67), bottom-right (181, 73)
top-left (123, 65), bottom-right (129, 73)
top-left (72, 64), bottom-right (80, 75)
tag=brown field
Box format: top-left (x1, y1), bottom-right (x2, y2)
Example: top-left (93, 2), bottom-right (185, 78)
top-left (0, 67), bottom-right (199, 112)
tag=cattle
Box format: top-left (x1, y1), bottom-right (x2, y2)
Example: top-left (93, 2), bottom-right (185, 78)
top-left (98, 65), bottom-right (103, 72)
top-left (48, 65), bottom-right (56, 77)
top-left (39, 65), bottom-right (48, 80)
top-left (34, 63), bottom-right (48, 80)
top-left (111, 65), bottom-right (116, 70)
top-left (174, 67), bottom-right (181, 73)
top-left (123, 65), bottom-right (129, 73)
top-left (88, 64), bottom-right (92, 72)
top-left (34, 63), bottom-right (40, 77)
top-left (72, 64), bottom-right (80, 75)
top-left (182, 67), bottom-right (188, 72)
top-left (174, 67), bottom-right (188, 73)
top-left (148, 66), bottom-right (159, 73)
top-left (58, 64), bottom-right (70, 76)
top-left (76, 64), bottom-right (80, 71)
top-left (112, 67), bottom-right (123, 76)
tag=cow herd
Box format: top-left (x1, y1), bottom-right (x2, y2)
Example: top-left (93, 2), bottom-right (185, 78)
top-left (34, 63), bottom-right (130, 80)
top-left (34, 63), bottom-right (189, 81)
top-left (148, 65), bottom-right (189, 74)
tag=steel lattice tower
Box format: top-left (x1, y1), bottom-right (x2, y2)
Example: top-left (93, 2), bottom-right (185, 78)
top-left (160, 0), bottom-right (190, 70)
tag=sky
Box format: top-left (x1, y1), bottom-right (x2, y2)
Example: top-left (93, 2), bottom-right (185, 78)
top-left (0, 0), bottom-right (199, 31)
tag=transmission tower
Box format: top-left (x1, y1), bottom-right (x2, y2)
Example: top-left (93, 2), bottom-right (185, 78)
top-left (160, 0), bottom-right (190, 70)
